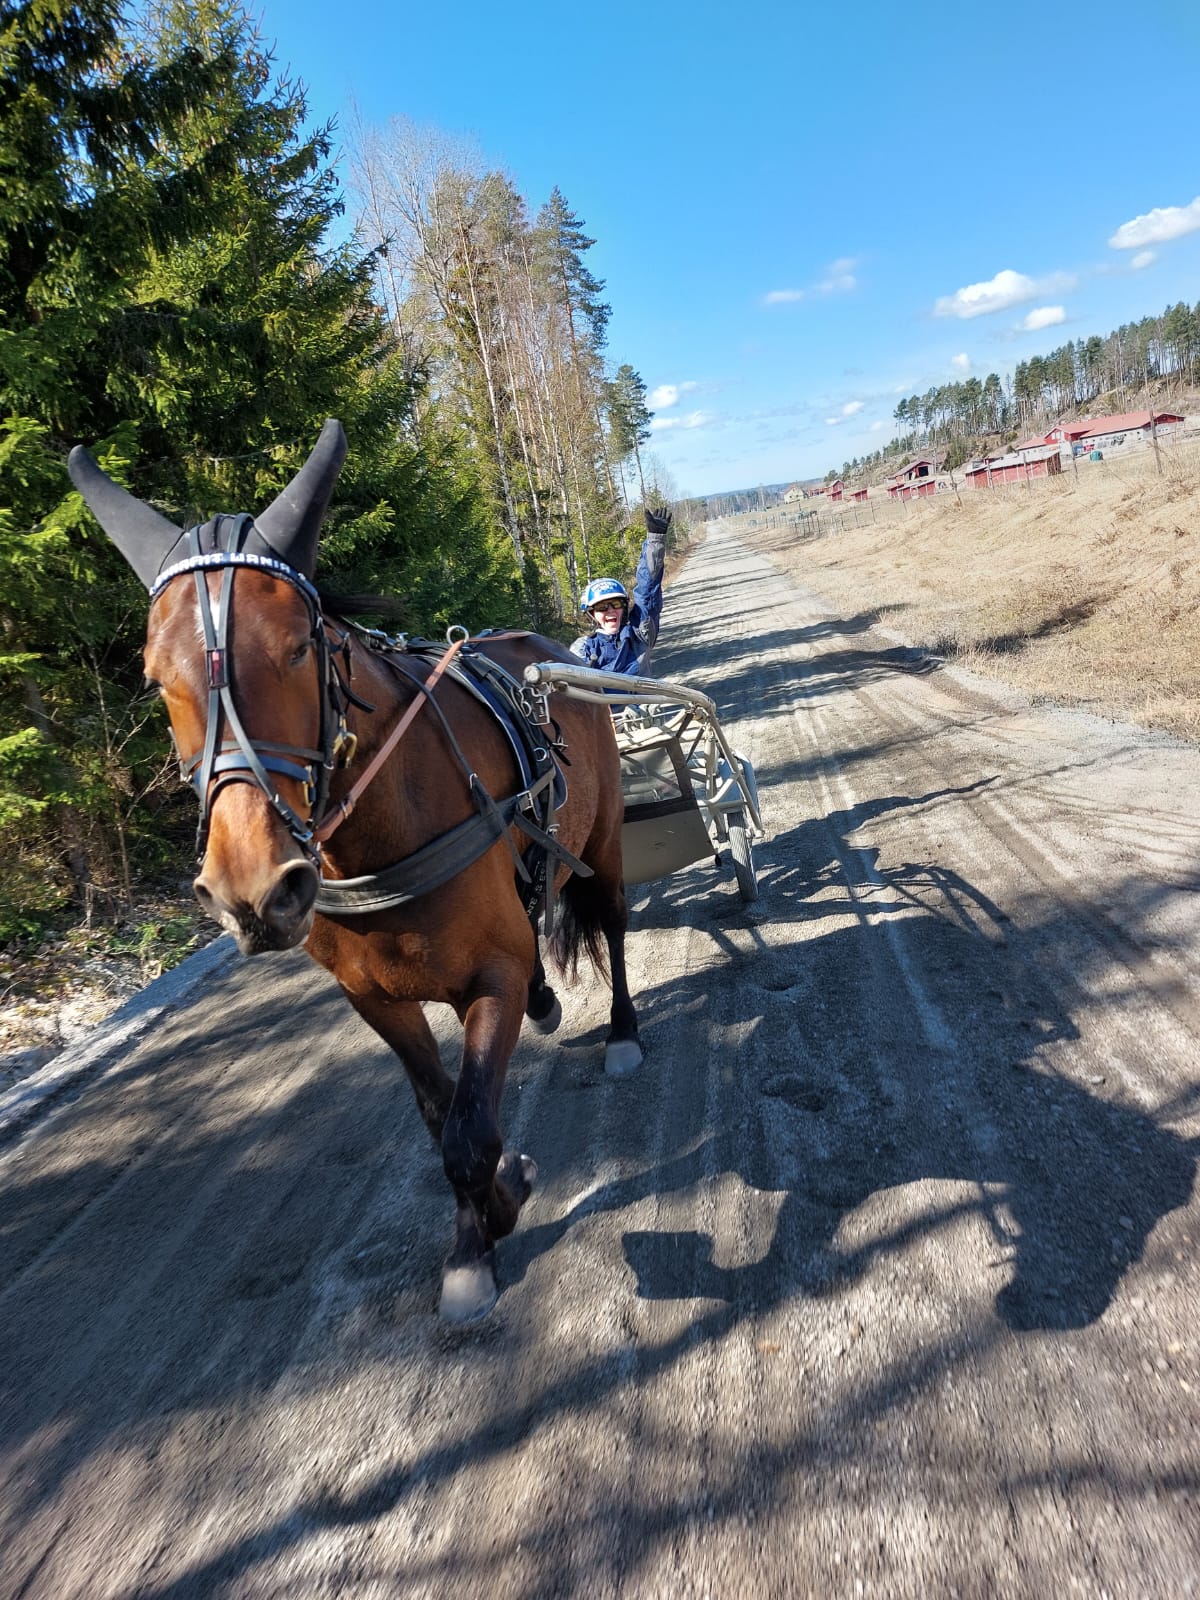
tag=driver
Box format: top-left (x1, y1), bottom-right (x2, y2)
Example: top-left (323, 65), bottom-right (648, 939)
top-left (571, 506), bottom-right (671, 677)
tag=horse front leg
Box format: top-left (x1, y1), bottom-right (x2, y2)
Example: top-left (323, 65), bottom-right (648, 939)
top-left (341, 989), bottom-right (455, 1144)
top-left (439, 968), bottom-right (537, 1322)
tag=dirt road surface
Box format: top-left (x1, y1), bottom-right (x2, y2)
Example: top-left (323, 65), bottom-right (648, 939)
top-left (2, 520), bottom-right (1198, 1598)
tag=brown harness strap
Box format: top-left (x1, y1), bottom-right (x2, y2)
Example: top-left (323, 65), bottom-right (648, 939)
top-left (312, 629), bottom-right (531, 845)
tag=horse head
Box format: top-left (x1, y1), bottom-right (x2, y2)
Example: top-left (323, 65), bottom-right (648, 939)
top-left (69, 421), bottom-right (348, 954)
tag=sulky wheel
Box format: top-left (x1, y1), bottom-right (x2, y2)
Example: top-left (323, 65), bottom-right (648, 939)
top-left (726, 808), bottom-right (759, 902)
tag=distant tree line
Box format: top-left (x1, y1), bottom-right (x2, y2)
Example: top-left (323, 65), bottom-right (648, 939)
top-left (827, 300), bottom-right (1200, 483)
top-left (0, 0), bottom-right (670, 942)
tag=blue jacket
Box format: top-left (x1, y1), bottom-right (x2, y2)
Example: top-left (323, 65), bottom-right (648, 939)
top-left (570, 530), bottom-right (665, 676)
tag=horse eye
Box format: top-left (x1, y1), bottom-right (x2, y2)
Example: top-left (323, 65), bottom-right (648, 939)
top-left (289, 641), bottom-right (311, 667)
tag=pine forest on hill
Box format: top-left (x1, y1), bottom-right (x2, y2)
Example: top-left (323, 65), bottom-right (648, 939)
top-left (825, 303), bottom-right (1200, 486)
top-left (0, 0), bottom-right (669, 950)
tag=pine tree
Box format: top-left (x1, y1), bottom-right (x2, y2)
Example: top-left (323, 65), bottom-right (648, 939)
top-left (606, 364), bottom-right (653, 502)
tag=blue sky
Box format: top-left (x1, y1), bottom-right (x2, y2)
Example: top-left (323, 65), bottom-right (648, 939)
top-left (265, 0), bottom-right (1200, 497)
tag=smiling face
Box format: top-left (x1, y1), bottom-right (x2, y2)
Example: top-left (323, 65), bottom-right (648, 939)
top-left (591, 597), bottom-right (626, 636)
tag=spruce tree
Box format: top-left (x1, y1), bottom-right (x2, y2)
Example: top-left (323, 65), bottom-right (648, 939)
top-left (0, 0), bottom-right (521, 939)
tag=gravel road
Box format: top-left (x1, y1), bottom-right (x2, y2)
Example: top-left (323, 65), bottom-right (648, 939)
top-left (1, 519), bottom-right (1198, 1599)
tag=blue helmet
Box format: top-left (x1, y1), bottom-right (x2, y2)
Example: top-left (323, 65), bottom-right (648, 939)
top-left (580, 577), bottom-right (628, 613)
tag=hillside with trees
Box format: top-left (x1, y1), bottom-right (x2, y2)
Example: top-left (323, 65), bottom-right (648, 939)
top-left (0, 0), bottom-right (668, 952)
top-left (827, 304), bottom-right (1200, 484)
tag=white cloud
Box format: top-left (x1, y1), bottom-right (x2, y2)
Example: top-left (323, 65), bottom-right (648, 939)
top-left (842, 399), bottom-right (864, 416)
top-left (649, 381), bottom-right (698, 409)
top-left (1020, 305), bottom-right (1066, 332)
top-left (1131, 249), bottom-right (1157, 270)
top-left (650, 410), bottom-right (713, 432)
top-left (869, 420), bottom-right (888, 432)
top-left (818, 257), bottom-right (859, 294)
top-left (824, 416), bottom-right (841, 426)
top-left (1109, 197), bottom-right (1200, 250)
top-left (951, 352), bottom-right (970, 372)
top-left (934, 269), bottom-right (1039, 319)
top-left (764, 257), bottom-right (858, 307)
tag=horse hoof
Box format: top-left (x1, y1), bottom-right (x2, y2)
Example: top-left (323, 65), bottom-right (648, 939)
top-left (498, 1151), bottom-right (538, 1204)
top-left (528, 994), bottom-right (562, 1035)
top-left (440, 1251), bottom-right (498, 1323)
top-left (604, 1038), bottom-right (644, 1078)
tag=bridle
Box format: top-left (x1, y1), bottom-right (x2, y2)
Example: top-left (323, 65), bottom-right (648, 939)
top-left (150, 516), bottom-right (362, 866)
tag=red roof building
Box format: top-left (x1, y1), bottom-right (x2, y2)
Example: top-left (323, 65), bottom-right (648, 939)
top-left (896, 478), bottom-right (938, 501)
top-left (885, 455), bottom-right (944, 496)
top-left (828, 478), bottom-right (844, 502)
top-left (966, 447), bottom-right (1062, 488)
top-left (1032, 411), bottom-right (1184, 449)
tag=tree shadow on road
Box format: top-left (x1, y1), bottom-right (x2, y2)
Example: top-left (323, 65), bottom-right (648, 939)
top-left (515, 872), bottom-right (1197, 1337)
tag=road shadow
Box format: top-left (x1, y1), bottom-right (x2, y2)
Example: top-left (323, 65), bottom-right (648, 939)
top-left (651, 612), bottom-right (946, 729)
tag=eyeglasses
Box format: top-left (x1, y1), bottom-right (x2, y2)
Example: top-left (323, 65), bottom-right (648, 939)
top-left (592, 599), bottom-right (624, 615)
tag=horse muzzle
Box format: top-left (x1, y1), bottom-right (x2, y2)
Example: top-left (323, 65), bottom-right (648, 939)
top-left (193, 858), bottom-right (320, 954)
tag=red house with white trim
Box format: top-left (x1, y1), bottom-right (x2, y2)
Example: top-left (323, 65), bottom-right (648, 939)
top-left (1030, 411), bottom-right (1184, 451)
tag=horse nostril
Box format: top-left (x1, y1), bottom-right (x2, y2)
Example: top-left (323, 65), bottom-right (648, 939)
top-left (193, 879), bottom-right (217, 917)
top-left (261, 862), bottom-right (319, 934)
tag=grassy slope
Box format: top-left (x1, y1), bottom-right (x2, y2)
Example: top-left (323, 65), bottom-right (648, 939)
top-left (744, 446), bottom-right (1200, 741)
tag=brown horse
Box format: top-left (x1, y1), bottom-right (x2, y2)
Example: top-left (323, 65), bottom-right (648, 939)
top-left (68, 420), bottom-right (642, 1321)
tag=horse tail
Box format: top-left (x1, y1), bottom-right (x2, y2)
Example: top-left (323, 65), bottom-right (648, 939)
top-left (551, 871), bottom-right (611, 980)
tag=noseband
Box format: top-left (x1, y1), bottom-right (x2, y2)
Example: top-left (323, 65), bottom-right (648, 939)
top-left (151, 516), bottom-right (358, 865)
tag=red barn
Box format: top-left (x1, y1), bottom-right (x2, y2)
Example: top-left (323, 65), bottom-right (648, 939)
top-left (898, 478), bottom-right (938, 500)
top-left (828, 478), bottom-right (844, 502)
top-left (966, 446), bottom-right (1062, 487)
top-left (850, 487), bottom-right (868, 502)
top-left (886, 455), bottom-right (944, 496)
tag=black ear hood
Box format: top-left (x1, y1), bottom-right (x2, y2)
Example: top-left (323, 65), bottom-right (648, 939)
top-left (67, 419), bottom-right (348, 589)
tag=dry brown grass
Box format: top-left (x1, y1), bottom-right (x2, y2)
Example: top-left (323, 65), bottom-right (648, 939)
top-left (742, 445), bottom-right (1200, 740)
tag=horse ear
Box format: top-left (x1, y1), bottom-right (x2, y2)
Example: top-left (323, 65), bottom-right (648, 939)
top-left (67, 446), bottom-right (185, 591)
top-left (253, 419), bottom-right (347, 579)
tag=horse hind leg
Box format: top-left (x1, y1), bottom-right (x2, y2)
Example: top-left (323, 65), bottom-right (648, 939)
top-left (556, 852), bottom-right (643, 1078)
top-left (525, 946), bottom-right (562, 1035)
top-left (600, 912), bottom-right (643, 1078)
